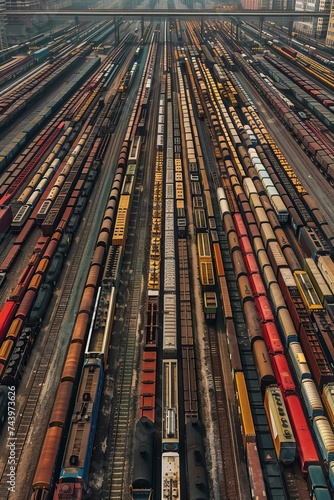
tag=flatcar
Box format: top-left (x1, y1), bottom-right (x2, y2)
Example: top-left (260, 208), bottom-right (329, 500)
top-left (163, 295), bottom-right (177, 356)
top-left (162, 360), bottom-right (178, 451)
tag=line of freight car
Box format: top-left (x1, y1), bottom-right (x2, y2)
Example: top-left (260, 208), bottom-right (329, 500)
top-left (30, 142), bottom-right (130, 499)
top-left (278, 268), bottom-right (334, 389)
top-left (216, 186), bottom-right (326, 472)
top-left (1, 105), bottom-right (75, 205)
top-left (0, 234), bottom-right (51, 340)
top-left (40, 135), bottom-right (102, 237)
top-left (2, 135), bottom-right (101, 278)
top-left (0, 119), bottom-right (65, 206)
top-left (198, 52), bottom-right (320, 272)
top-left (219, 177), bottom-right (334, 471)
top-left (234, 53), bottom-right (334, 188)
top-left (170, 75), bottom-right (208, 497)
top-left (0, 54), bottom-right (34, 83)
top-left (263, 140), bottom-right (334, 256)
top-left (241, 182), bottom-right (333, 388)
top-left (160, 82), bottom-right (180, 476)
top-left (39, 137), bottom-right (100, 235)
top-left (131, 90), bottom-right (164, 498)
top-left (133, 78), bottom-right (170, 499)
top-left (271, 46), bottom-right (334, 95)
top-left (0, 48), bottom-right (92, 138)
top-left (166, 77), bottom-right (208, 498)
top-left (163, 70), bottom-right (196, 498)
top-left (237, 144), bottom-right (289, 223)
top-left (0, 215), bottom-right (74, 383)
top-left (52, 358), bottom-right (103, 500)
top-left (12, 138), bottom-right (101, 271)
top-left (171, 70), bottom-right (203, 419)
top-left (217, 185), bottom-right (297, 456)
top-left (177, 62), bottom-right (218, 319)
top-left (212, 204), bottom-right (283, 495)
top-left (234, 213), bottom-right (323, 473)
top-left (15, 123), bottom-right (79, 204)
top-left (52, 83), bottom-right (147, 500)
top-left (234, 167), bottom-right (332, 316)
top-left (0, 55), bottom-right (101, 176)
top-left (237, 102), bottom-right (333, 252)
top-left (250, 140), bottom-right (311, 234)
top-left (30, 43), bottom-right (153, 485)
top-left (12, 123), bottom-right (91, 229)
top-left (178, 239), bottom-right (209, 500)
top-left (198, 77), bottom-right (278, 484)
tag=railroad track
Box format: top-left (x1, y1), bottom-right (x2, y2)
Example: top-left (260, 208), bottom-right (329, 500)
top-left (100, 52), bottom-right (162, 498)
top-left (100, 146), bottom-right (153, 500)
top-left (0, 204), bottom-right (95, 500)
top-left (197, 118), bottom-right (243, 498)
top-left (0, 88), bottom-right (133, 498)
top-left (207, 325), bottom-right (240, 499)
top-left (102, 191), bottom-right (144, 499)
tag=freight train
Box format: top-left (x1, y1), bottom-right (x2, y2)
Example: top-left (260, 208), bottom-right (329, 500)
top-left (234, 53), bottom-right (334, 188)
top-left (0, 132), bottom-right (104, 386)
top-left (190, 20), bottom-right (334, 496)
top-left (132, 30), bottom-right (211, 497)
top-left (31, 30), bottom-right (158, 499)
top-left (216, 178), bottom-right (334, 488)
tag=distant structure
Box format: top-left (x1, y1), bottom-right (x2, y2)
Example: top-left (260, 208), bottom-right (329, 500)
top-left (293, 0), bottom-right (330, 38)
top-left (326, 0), bottom-right (334, 44)
top-left (0, 0), bottom-right (7, 51)
top-left (270, 0), bottom-right (295, 9)
top-left (256, 0), bottom-right (295, 10)
top-left (240, 0), bottom-right (259, 9)
top-left (5, 0), bottom-right (72, 42)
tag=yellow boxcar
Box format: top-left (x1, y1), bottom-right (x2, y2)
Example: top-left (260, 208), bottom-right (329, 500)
top-left (235, 372), bottom-right (256, 448)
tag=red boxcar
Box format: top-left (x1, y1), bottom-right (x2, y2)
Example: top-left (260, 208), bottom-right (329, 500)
top-left (255, 296), bottom-right (274, 324)
top-left (233, 213), bottom-right (247, 238)
top-left (284, 394), bottom-right (320, 473)
top-left (239, 235), bottom-right (253, 256)
top-left (261, 322), bottom-right (284, 354)
top-left (244, 253), bottom-right (259, 275)
top-left (271, 354), bottom-right (296, 394)
top-left (281, 46), bottom-right (298, 58)
top-left (249, 273), bottom-right (266, 298)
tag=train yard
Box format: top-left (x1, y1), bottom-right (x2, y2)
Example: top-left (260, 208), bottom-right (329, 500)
top-left (1, 11), bottom-right (334, 500)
